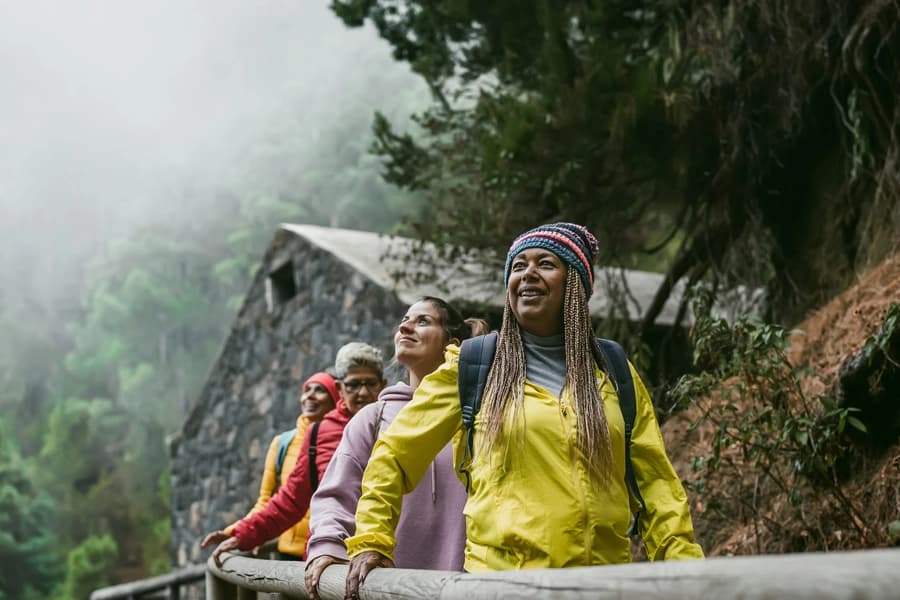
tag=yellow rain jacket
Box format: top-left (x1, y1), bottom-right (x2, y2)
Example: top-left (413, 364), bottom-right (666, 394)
top-left (226, 414), bottom-right (312, 557)
top-left (347, 345), bottom-right (703, 571)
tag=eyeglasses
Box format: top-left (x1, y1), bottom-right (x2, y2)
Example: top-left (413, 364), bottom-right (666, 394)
top-left (341, 379), bottom-right (381, 393)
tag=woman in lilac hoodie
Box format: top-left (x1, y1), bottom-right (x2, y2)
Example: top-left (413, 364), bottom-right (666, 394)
top-left (304, 297), bottom-right (488, 598)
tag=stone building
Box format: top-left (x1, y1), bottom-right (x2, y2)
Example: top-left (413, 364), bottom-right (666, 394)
top-left (169, 223), bottom-right (697, 566)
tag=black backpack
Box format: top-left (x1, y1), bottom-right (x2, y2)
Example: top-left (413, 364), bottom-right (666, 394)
top-left (457, 332), bottom-right (647, 533)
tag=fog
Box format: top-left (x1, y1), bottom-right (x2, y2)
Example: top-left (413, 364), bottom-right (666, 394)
top-left (0, 0), bottom-right (423, 309)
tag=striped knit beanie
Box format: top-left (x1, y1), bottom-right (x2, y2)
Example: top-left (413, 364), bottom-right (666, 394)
top-left (503, 222), bottom-right (600, 298)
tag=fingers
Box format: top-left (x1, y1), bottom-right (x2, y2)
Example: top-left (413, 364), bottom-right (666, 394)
top-left (344, 552), bottom-right (390, 600)
top-left (304, 567), bottom-right (318, 600)
top-left (211, 537), bottom-right (239, 569)
top-left (200, 531), bottom-right (224, 548)
top-left (344, 555), bottom-right (363, 600)
top-left (305, 556), bottom-right (334, 600)
top-left (212, 544), bottom-right (225, 568)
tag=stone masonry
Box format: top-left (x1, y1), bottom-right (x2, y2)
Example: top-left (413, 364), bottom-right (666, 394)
top-left (169, 226), bottom-right (406, 566)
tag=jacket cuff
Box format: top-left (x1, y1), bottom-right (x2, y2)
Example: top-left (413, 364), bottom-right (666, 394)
top-left (345, 532), bottom-right (395, 561)
top-left (306, 539), bottom-right (349, 563)
top-left (232, 521), bottom-right (259, 551)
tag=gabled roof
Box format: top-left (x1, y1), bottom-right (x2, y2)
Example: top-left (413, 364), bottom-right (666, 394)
top-left (281, 223), bottom-right (692, 327)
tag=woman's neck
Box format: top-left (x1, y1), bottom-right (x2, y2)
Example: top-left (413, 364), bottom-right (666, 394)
top-left (408, 371), bottom-right (423, 389)
top-left (407, 358), bottom-right (443, 389)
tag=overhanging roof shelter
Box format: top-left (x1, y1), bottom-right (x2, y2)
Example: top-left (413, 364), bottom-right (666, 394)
top-left (281, 223), bottom-right (694, 327)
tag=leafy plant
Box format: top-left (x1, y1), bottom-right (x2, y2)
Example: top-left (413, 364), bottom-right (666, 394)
top-left (54, 535), bottom-right (118, 600)
top-left (0, 425), bottom-right (62, 600)
top-left (669, 287), bottom-right (872, 552)
top-left (334, 0), bottom-right (900, 328)
top-left (862, 303), bottom-right (899, 368)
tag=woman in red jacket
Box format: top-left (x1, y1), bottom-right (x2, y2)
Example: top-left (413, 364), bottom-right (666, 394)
top-left (203, 341), bottom-right (386, 565)
top-left (200, 371), bottom-right (339, 559)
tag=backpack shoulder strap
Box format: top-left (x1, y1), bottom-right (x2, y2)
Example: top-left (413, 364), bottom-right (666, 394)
top-left (457, 332), bottom-right (498, 492)
top-left (597, 338), bottom-right (647, 533)
top-left (274, 428), bottom-right (297, 484)
top-left (308, 421), bottom-right (322, 492)
top-left (374, 400), bottom-right (388, 435)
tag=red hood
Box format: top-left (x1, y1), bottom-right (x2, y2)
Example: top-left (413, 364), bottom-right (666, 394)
top-left (327, 398), bottom-right (354, 423)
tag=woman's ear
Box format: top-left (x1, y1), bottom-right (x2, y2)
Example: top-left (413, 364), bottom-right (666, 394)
top-left (448, 337), bottom-right (461, 346)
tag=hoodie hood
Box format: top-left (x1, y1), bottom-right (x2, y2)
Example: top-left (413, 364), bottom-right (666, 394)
top-left (330, 397), bottom-right (353, 420)
top-left (306, 378), bottom-right (467, 571)
top-left (378, 381), bottom-right (414, 404)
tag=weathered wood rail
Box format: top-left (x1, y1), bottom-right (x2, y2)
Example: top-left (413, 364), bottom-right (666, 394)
top-left (89, 563), bottom-right (206, 600)
top-left (90, 541), bottom-right (282, 600)
top-left (206, 547), bottom-right (900, 599)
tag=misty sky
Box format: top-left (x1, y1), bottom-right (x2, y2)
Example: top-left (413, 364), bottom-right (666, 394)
top-left (0, 0), bottom-right (423, 306)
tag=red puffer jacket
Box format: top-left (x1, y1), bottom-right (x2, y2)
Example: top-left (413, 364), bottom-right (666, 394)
top-left (232, 399), bottom-right (353, 551)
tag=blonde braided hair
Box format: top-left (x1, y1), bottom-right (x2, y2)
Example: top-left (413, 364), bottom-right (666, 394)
top-left (478, 267), bottom-right (614, 484)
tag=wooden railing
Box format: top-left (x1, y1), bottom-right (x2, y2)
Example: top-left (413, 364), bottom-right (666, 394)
top-left (90, 542), bottom-right (280, 600)
top-left (89, 563), bottom-right (206, 600)
top-left (205, 547), bottom-right (900, 599)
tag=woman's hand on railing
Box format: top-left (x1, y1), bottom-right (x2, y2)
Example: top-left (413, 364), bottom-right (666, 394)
top-left (344, 551), bottom-right (394, 600)
top-left (200, 530), bottom-right (229, 550)
top-left (208, 536), bottom-right (241, 568)
top-left (305, 555), bottom-right (347, 600)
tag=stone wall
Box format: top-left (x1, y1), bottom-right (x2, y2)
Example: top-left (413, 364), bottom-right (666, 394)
top-left (170, 228), bottom-right (406, 566)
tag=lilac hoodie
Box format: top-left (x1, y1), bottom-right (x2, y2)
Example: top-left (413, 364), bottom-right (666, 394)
top-left (306, 382), bottom-right (467, 571)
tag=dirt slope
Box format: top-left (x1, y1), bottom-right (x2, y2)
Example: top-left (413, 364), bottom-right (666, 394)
top-left (662, 253), bottom-right (900, 556)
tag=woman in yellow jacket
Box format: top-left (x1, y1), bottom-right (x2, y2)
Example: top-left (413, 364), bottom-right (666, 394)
top-left (202, 371), bottom-right (339, 558)
top-left (345, 223), bottom-right (703, 597)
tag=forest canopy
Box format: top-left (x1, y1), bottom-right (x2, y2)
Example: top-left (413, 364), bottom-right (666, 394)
top-left (334, 0), bottom-right (899, 326)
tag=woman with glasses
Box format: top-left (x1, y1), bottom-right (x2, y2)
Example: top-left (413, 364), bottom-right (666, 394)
top-left (200, 372), bottom-right (339, 559)
top-left (304, 298), bottom-right (488, 599)
top-left (206, 342), bottom-right (386, 566)
top-left (344, 223), bottom-right (703, 599)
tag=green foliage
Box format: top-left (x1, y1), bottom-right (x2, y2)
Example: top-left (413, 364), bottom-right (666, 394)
top-left (334, 0), bottom-right (900, 326)
top-left (2, 225), bottom-right (226, 588)
top-left (139, 470), bottom-right (172, 576)
top-left (65, 230), bottom-right (238, 427)
top-left (0, 422), bottom-right (62, 600)
top-left (669, 288), bottom-right (871, 550)
top-left (862, 303), bottom-right (900, 366)
top-left (333, 0), bottom-right (717, 267)
top-left (37, 398), bottom-right (132, 548)
top-left (55, 535), bottom-right (118, 600)
top-left (0, 289), bottom-right (64, 456)
top-left (889, 520), bottom-right (900, 543)
top-left (143, 517), bottom-right (172, 576)
top-left (0, 48), bottom-right (429, 590)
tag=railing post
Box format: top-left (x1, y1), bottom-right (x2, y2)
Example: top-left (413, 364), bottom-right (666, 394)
top-left (236, 587), bottom-right (257, 600)
top-left (167, 582), bottom-right (180, 600)
top-left (205, 570), bottom-right (237, 600)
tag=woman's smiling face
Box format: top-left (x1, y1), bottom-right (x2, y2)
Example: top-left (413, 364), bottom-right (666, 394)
top-left (507, 248), bottom-right (566, 336)
top-left (394, 300), bottom-right (448, 374)
top-left (300, 381), bottom-right (335, 420)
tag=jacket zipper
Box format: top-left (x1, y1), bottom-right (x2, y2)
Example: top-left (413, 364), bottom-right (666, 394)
top-left (560, 390), bottom-right (592, 563)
